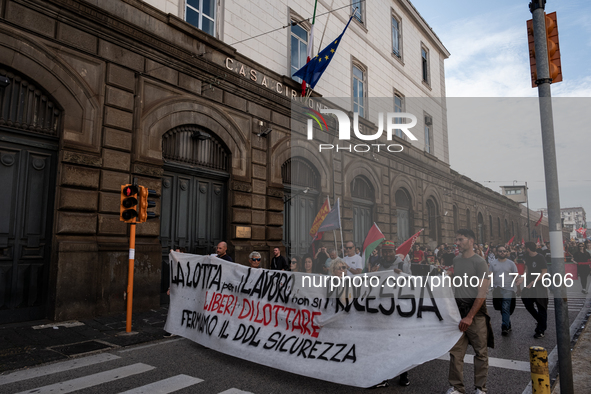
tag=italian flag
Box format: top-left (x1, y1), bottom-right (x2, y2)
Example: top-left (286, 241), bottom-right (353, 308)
top-left (361, 223), bottom-right (385, 272)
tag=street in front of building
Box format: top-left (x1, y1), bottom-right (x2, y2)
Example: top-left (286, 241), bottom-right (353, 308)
top-left (1, 283), bottom-right (589, 393)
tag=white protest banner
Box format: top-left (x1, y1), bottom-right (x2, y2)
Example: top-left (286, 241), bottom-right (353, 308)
top-left (164, 252), bottom-right (462, 388)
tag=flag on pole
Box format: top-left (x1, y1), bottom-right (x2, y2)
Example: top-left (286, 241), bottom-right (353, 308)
top-left (395, 229), bottom-right (424, 259)
top-left (309, 196), bottom-right (330, 241)
top-left (576, 227), bottom-right (587, 237)
top-left (536, 237), bottom-right (540, 246)
top-left (301, 0), bottom-right (318, 96)
top-left (535, 211), bottom-right (543, 226)
top-left (293, 15), bottom-right (354, 90)
top-left (361, 223), bottom-right (385, 272)
top-left (317, 198), bottom-right (341, 232)
top-left (507, 235), bottom-right (515, 246)
top-left (521, 238), bottom-right (525, 246)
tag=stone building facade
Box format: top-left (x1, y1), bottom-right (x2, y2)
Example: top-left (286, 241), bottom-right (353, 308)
top-left (0, 0), bottom-right (546, 323)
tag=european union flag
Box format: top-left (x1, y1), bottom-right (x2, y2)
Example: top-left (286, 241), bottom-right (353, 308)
top-left (293, 16), bottom-right (353, 90)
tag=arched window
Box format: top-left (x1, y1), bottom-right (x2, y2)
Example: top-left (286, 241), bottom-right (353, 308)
top-left (497, 217), bottom-right (501, 238)
top-left (504, 218), bottom-right (509, 242)
top-left (477, 212), bottom-right (484, 245)
top-left (453, 205), bottom-right (459, 231)
top-left (0, 67), bottom-right (62, 136)
top-left (489, 215), bottom-right (493, 241)
top-left (395, 189), bottom-right (412, 242)
top-left (282, 157), bottom-right (320, 256)
top-left (351, 176), bottom-right (374, 247)
top-left (466, 209), bottom-right (471, 230)
top-left (426, 198), bottom-right (439, 243)
top-left (162, 125), bottom-right (229, 171)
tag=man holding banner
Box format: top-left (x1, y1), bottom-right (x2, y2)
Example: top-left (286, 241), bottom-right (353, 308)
top-left (374, 239), bottom-right (410, 387)
top-left (446, 229), bottom-right (493, 394)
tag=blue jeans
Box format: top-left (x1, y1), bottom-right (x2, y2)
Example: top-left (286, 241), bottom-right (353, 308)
top-left (498, 288), bottom-right (514, 330)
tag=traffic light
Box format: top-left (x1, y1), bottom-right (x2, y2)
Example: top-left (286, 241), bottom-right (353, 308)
top-left (137, 186), bottom-right (159, 223)
top-left (120, 184), bottom-right (139, 223)
top-left (527, 12), bottom-right (562, 88)
top-left (545, 12), bottom-right (562, 83)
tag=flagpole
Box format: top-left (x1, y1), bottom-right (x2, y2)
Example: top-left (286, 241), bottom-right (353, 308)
top-left (327, 196), bottom-right (337, 254)
top-left (338, 198), bottom-right (345, 257)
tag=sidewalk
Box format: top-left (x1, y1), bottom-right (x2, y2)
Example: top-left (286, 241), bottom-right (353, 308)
top-left (0, 306), bottom-right (171, 373)
top-left (552, 305), bottom-right (591, 393)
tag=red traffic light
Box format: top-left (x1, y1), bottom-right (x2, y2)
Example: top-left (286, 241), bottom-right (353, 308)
top-left (120, 184), bottom-right (139, 223)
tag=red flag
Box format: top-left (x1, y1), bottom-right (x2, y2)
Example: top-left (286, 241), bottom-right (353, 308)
top-left (536, 237), bottom-right (540, 246)
top-left (576, 227), bottom-right (587, 237)
top-left (535, 211), bottom-right (543, 226)
top-left (396, 229), bottom-right (424, 259)
top-left (309, 196), bottom-right (330, 240)
top-left (521, 238), bottom-right (525, 246)
top-left (507, 235), bottom-right (515, 245)
top-left (361, 223), bottom-right (385, 272)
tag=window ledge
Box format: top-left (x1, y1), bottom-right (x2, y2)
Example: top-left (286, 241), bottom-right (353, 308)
top-left (391, 53), bottom-right (404, 66)
top-left (423, 150), bottom-right (437, 161)
top-left (352, 18), bottom-right (368, 34)
top-left (422, 80), bottom-right (432, 90)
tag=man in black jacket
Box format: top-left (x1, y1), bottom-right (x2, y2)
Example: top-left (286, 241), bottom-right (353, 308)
top-left (522, 242), bottom-right (548, 339)
top-left (270, 247), bottom-right (289, 271)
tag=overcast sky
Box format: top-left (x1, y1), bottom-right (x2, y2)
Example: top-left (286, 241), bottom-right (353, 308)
top-left (410, 0), bottom-right (591, 216)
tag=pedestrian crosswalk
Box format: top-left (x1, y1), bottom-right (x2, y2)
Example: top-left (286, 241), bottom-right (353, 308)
top-left (0, 351), bottom-right (254, 394)
top-left (485, 296), bottom-right (587, 311)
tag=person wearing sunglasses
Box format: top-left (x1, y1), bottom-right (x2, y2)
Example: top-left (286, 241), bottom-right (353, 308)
top-left (328, 258), bottom-right (348, 277)
top-left (489, 247), bottom-right (521, 336)
top-left (289, 256), bottom-right (301, 272)
top-left (248, 251), bottom-right (262, 269)
top-left (343, 241), bottom-right (363, 275)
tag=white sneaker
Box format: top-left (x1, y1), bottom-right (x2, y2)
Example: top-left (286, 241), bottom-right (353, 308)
top-left (475, 389), bottom-right (486, 394)
top-left (445, 388), bottom-right (461, 394)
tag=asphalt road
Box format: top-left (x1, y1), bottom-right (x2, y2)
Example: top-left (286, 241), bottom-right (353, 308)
top-left (1, 291), bottom-right (587, 394)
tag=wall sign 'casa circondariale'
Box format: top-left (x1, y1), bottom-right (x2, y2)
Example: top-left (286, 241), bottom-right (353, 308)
top-left (224, 57), bottom-right (328, 111)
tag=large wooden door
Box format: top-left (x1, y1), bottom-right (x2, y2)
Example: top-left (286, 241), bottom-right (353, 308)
top-left (159, 170), bottom-right (226, 293)
top-left (0, 138), bottom-right (57, 323)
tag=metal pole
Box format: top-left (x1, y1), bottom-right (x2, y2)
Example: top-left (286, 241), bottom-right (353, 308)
top-left (526, 181), bottom-right (531, 241)
top-left (126, 223), bottom-right (136, 333)
top-left (529, 1), bottom-right (573, 393)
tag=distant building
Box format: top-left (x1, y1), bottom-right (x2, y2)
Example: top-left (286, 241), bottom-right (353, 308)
top-left (540, 207), bottom-right (587, 240)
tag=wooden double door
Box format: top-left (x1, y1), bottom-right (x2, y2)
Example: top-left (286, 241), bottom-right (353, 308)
top-left (159, 168), bottom-right (227, 293)
top-left (0, 136), bottom-right (57, 323)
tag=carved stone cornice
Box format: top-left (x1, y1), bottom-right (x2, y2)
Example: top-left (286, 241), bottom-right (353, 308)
top-left (133, 163), bottom-right (164, 177)
top-left (267, 188), bottom-right (284, 199)
top-left (62, 150), bottom-right (102, 167)
top-left (232, 181), bottom-right (252, 193)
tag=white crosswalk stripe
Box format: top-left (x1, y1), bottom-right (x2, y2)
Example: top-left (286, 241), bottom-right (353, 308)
top-left (0, 353), bottom-right (120, 385)
top-left (2, 350), bottom-right (254, 394)
top-left (485, 297), bottom-right (586, 310)
top-left (118, 374), bottom-right (203, 394)
top-left (14, 363), bottom-right (155, 394)
top-left (218, 389), bottom-right (255, 394)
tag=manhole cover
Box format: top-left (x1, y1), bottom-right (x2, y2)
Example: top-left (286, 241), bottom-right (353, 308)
top-left (51, 340), bottom-right (113, 356)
